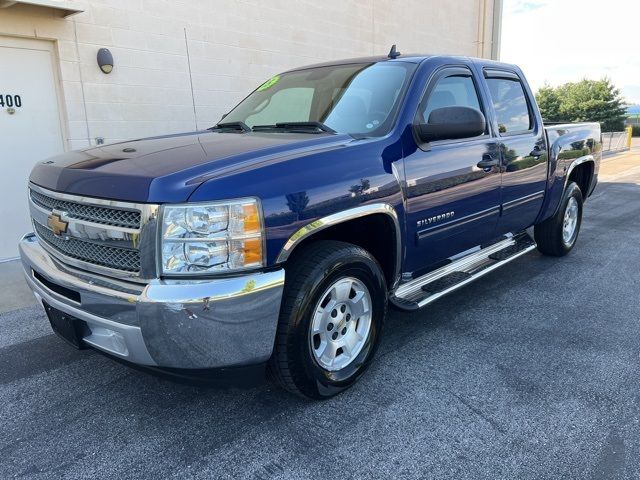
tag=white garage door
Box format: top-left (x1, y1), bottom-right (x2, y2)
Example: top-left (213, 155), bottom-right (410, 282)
top-left (0, 37), bottom-right (65, 260)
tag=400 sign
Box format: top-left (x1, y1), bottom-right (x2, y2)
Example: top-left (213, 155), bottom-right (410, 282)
top-left (0, 94), bottom-right (22, 108)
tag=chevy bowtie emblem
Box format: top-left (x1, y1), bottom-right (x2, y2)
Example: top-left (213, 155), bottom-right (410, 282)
top-left (47, 213), bottom-right (69, 236)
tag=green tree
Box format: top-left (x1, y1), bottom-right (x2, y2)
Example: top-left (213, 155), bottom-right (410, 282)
top-left (535, 78), bottom-right (627, 131)
top-left (536, 84), bottom-right (562, 122)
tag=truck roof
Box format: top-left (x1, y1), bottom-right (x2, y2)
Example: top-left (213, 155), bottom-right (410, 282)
top-left (285, 54), bottom-right (519, 73)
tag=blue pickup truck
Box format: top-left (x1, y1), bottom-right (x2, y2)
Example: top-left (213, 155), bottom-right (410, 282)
top-left (20, 50), bottom-right (601, 398)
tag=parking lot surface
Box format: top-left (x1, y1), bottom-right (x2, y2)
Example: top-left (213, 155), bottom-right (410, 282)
top-left (1, 151), bottom-right (640, 479)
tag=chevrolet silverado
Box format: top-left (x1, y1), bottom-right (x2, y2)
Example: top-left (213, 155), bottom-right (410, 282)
top-left (20, 49), bottom-right (601, 398)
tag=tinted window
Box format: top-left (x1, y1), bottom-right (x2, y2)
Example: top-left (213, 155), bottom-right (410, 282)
top-left (421, 74), bottom-right (482, 123)
top-left (486, 77), bottom-right (532, 134)
top-left (223, 62), bottom-right (417, 137)
top-left (246, 88), bottom-right (313, 126)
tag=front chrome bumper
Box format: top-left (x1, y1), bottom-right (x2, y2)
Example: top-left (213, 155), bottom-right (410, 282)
top-left (19, 233), bottom-right (285, 369)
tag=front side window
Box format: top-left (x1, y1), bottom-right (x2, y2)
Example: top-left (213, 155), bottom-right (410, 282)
top-left (222, 62), bottom-right (417, 137)
top-left (486, 76), bottom-right (532, 134)
top-left (420, 74), bottom-right (482, 123)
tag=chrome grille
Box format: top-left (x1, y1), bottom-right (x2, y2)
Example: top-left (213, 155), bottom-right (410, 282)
top-left (30, 189), bottom-right (141, 229)
top-left (34, 221), bottom-right (141, 273)
top-left (28, 184), bottom-right (157, 279)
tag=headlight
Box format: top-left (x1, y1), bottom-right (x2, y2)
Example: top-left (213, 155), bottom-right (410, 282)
top-left (160, 198), bottom-right (264, 275)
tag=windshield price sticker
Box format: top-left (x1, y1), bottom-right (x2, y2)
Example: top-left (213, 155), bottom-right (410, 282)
top-left (257, 76), bottom-right (280, 91)
top-left (0, 94), bottom-right (22, 108)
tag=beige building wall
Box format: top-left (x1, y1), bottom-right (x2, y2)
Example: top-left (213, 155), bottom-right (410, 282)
top-left (0, 0), bottom-right (500, 150)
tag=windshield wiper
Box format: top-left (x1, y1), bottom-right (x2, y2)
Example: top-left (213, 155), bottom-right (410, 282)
top-left (252, 122), bottom-right (336, 134)
top-left (208, 121), bottom-right (251, 133)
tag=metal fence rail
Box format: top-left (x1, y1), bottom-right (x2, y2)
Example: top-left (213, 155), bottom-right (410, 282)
top-left (602, 131), bottom-right (629, 153)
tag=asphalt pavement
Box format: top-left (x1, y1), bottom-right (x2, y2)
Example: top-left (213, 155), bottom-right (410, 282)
top-left (1, 150), bottom-right (640, 479)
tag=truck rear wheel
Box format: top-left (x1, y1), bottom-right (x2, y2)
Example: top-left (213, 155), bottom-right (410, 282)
top-left (268, 240), bottom-right (387, 399)
top-left (535, 181), bottom-right (583, 257)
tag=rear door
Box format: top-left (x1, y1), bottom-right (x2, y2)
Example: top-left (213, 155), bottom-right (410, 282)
top-left (403, 65), bottom-right (501, 274)
top-left (481, 68), bottom-right (547, 234)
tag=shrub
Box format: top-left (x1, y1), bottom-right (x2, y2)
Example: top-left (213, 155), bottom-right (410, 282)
top-left (536, 79), bottom-right (627, 131)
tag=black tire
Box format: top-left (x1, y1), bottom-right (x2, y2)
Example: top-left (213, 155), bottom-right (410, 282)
top-left (268, 240), bottom-right (387, 399)
top-left (534, 181), bottom-right (583, 257)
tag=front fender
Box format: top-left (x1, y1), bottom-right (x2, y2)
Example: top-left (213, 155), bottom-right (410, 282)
top-left (187, 136), bottom-right (405, 268)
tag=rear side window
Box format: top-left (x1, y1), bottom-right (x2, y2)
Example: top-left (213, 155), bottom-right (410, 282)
top-left (420, 74), bottom-right (482, 123)
top-left (485, 76), bottom-right (532, 134)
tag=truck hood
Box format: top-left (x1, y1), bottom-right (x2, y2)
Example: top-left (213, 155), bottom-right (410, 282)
top-left (29, 130), bottom-right (353, 203)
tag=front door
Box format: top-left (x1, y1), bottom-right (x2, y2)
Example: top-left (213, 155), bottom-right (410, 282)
top-left (403, 66), bottom-right (501, 275)
top-left (0, 37), bottom-right (65, 259)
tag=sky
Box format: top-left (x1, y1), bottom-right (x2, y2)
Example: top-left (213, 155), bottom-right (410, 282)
top-left (500, 0), bottom-right (640, 105)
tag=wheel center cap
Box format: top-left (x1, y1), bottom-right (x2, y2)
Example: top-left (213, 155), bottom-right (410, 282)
top-left (333, 304), bottom-right (350, 333)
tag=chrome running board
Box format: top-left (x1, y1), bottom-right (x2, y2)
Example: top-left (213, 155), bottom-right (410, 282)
top-left (391, 233), bottom-right (537, 310)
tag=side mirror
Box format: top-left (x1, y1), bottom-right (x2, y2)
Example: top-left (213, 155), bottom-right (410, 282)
top-left (416, 106), bottom-right (486, 143)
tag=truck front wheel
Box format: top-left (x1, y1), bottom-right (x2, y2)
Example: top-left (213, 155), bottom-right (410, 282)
top-left (269, 240), bottom-right (387, 399)
top-left (535, 181), bottom-right (584, 256)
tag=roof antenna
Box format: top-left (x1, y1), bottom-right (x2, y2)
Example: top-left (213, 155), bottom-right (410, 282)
top-left (388, 44), bottom-right (401, 59)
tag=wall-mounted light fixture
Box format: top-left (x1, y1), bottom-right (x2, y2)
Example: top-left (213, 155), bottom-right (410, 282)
top-left (97, 48), bottom-right (113, 74)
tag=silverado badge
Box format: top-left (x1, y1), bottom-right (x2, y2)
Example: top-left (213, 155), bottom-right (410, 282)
top-left (416, 211), bottom-right (455, 229)
top-left (47, 213), bottom-right (69, 236)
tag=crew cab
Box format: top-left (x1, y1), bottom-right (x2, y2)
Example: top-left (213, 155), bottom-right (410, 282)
top-left (19, 50), bottom-right (601, 398)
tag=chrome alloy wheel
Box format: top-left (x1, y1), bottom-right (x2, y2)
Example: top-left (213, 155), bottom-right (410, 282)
top-left (562, 196), bottom-right (579, 244)
top-left (309, 277), bottom-right (373, 372)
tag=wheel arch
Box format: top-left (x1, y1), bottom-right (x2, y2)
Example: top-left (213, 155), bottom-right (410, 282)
top-left (566, 158), bottom-right (595, 198)
top-left (550, 154), bottom-right (595, 217)
top-left (275, 204), bottom-right (403, 289)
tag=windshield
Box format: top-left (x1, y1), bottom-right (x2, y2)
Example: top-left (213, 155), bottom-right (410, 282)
top-left (221, 62), bottom-right (417, 137)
